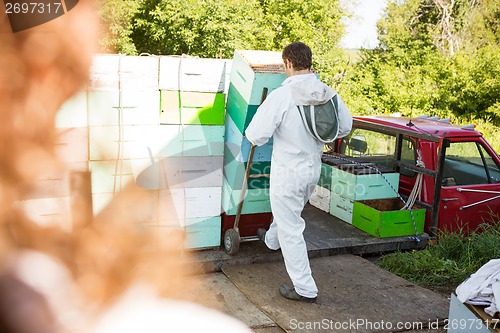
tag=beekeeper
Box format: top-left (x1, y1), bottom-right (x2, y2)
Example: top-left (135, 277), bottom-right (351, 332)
top-left (246, 42), bottom-right (351, 302)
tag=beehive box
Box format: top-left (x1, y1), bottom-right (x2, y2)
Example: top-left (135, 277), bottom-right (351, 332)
top-left (159, 56), bottom-right (226, 93)
top-left (309, 185), bottom-right (331, 213)
top-left (448, 293), bottom-right (500, 333)
top-left (352, 198), bottom-right (425, 238)
top-left (318, 163), bottom-right (333, 190)
top-left (158, 125), bottom-right (225, 157)
top-left (330, 165), bottom-right (400, 201)
top-left (221, 177), bottom-right (271, 215)
top-left (223, 145), bottom-right (270, 190)
top-left (225, 114), bottom-right (273, 162)
top-left (184, 216), bottom-right (222, 249)
top-left (160, 90), bottom-right (225, 125)
top-left (226, 50), bottom-right (286, 133)
top-left (330, 193), bottom-right (354, 223)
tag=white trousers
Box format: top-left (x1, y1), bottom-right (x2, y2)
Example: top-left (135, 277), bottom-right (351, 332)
top-left (264, 160), bottom-right (320, 298)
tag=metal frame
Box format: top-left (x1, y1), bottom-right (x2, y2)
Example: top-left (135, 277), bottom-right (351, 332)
top-left (347, 119), bottom-right (450, 238)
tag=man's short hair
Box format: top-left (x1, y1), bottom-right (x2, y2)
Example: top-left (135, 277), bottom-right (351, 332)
top-left (282, 42), bottom-right (312, 70)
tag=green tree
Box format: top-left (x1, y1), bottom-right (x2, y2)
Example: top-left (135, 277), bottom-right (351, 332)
top-left (130, 0), bottom-right (348, 84)
top-left (131, 0), bottom-right (272, 58)
top-left (342, 0), bottom-right (499, 126)
top-left (96, 0), bottom-right (141, 54)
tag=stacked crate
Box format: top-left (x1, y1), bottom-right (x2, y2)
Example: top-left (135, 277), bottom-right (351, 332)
top-left (309, 164), bottom-right (333, 213)
top-left (221, 50), bottom-right (286, 237)
top-left (158, 56), bottom-right (227, 249)
top-left (19, 89), bottom-right (90, 230)
top-left (87, 55), bottom-right (161, 223)
top-left (311, 154), bottom-right (400, 225)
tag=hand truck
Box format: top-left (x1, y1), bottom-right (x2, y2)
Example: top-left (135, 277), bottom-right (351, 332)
top-left (223, 88), bottom-right (270, 255)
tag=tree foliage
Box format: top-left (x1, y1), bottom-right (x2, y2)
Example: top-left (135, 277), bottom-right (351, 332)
top-left (129, 0), bottom-right (348, 85)
top-left (95, 0), bottom-right (499, 148)
top-left (95, 0), bottom-right (140, 54)
top-left (340, 0), bottom-right (500, 130)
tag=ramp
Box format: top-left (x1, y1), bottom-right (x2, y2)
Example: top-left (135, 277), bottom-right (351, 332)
top-left (222, 254), bottom-right (449, 333)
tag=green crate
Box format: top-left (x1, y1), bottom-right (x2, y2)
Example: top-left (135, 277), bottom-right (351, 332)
top-left (318, 163), bottom-right (333, 190)
top-left (223, 144), bottom-right (271, 190)
top-left (352, 199), bottom-right (425, 238)
top-left (225, 83), bottom-right (259, 134)
top-left (221, 176), bottom-right (271, 215)
top-left (160, 90), bottom-right (225, 125)
top-left (185, 216), bottom-right (221, 249)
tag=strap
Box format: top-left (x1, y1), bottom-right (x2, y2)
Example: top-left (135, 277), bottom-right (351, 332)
top-left (297, 105), bottom-right (316, 139)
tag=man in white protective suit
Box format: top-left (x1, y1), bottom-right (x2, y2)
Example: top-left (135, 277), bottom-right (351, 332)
top-left (245, 42), bottom-right (351, 302)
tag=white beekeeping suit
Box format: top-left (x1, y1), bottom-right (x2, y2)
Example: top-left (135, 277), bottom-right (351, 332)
top-left (246, 73), bottom-right (349, 298)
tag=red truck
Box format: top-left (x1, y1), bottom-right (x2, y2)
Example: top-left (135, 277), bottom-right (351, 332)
top-left (330, 115), bottom-right (500, 237)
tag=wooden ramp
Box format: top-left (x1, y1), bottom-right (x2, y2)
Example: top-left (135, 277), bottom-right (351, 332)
top-left (222, 254), bottom-right (449, 333)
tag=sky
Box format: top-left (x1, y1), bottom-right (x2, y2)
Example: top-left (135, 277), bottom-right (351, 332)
top-left (339, 0), bottom-right (389, 49)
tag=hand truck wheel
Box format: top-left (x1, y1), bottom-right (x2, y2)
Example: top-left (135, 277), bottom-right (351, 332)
top-left (224, 228), bottom-right (240, 255)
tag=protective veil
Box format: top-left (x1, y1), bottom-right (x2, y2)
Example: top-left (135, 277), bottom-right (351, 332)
top-left (246, 73), bottom-right (345, 298)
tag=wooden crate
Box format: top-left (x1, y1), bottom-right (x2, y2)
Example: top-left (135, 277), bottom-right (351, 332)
top-left (185, 216), bottom-right (221, 249)
top-left (331, 166), bottom-right (400, 201)
top-left (88, 54), bottom-right (120, 91)
top-left (120, 55), bottom-right (159, 91)
top-left (159, 187), bottom-right (222, 221)
top-left (309, 185), bottom-right (331, 213)
top-left (120, 90), bottom-right (161, 125)
top-left (225, 84), bottom-right (261, 135)
top-left (221, 177), bottom-right (271, 215)
top-left (160, 90), bottom-right (225, 125)
top-left (225, 113), bottom-right (273, 162)
top-left (226, 50), bottom-right (286, 133)
top-left (352, 198), bottom-right (425, 238)
top-left (56, 91), bottom-right (88, 128)
top-left (448, 293), bottom-right (499, 333)
top-left (87, 90), bottom-right (120, 126)
top-left (89, 125), bottom-right (160, 161)
top-left (159, 56), bottom-right (226, 93)
top-left (330, 193), bottom-right (354, 224)
top-left (229, 50), bottom-right (285, 105)
top-left (223, 144), bottom-right (270, 190)
top-left (318, 163), bottom-right (333, 190)
top-left (158, 124), bottom-right (225, 157)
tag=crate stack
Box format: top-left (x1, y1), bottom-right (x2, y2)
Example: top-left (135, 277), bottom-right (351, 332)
top-left (86, 55), bottom-right (161, 223)
top-left (157, 56), bottom-right (228, 249)
top-left (308, 164), bottom-right (334, 213)
top-left (221, 50), bottom-right (286, 237)
top-left (310, 154), bottom-right (401, 225)
top-left (19, 88), bottom-right (90, 230)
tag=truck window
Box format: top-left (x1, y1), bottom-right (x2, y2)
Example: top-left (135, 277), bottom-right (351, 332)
top-left (479, 144), bottom-right (500, 184)
top-left (339, 128), bottom-right (416, 177)
top-left (442, 142), bottom-right (500, 186)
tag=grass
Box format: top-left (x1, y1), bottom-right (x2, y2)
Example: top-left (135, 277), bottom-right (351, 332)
top-left (379, 216), bottom-right (500, 294)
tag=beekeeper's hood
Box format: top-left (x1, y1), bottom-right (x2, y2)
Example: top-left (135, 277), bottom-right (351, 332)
top-left (288, 73), bottom-right (335, 106)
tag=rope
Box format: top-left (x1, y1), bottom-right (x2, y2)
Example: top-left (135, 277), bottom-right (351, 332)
top-left (401, 149), bottom-right (424, 210)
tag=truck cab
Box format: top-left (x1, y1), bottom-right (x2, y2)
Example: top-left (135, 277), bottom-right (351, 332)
top-left (331, 115), bottom-right (500, 237)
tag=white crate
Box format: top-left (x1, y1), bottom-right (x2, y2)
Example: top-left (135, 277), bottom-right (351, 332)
top-left (309, 185), bottom-right (331, 213)
top-left (159, 56), bottom-right (226, 92)
top-left (55, 91), bottom-right (88, 128)
top-left (120, 56), bottom-right (159, 91)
